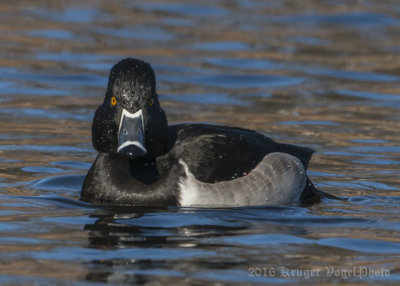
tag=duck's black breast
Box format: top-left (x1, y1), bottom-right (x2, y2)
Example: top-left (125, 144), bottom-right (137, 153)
top-left (164, 123), bottom-right (315, 183)
top-left (81, 153), bottom-right (183, 205)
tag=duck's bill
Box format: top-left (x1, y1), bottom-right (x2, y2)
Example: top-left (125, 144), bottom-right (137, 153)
top-left (117, 109), bottom-right (147, 157)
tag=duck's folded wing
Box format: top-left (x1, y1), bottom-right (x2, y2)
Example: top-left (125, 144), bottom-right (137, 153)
top-left (169, 124), bottom-right (314, 183)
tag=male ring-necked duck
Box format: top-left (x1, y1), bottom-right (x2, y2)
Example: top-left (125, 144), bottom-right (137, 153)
top-left (81, 58), bottom-right (334, 206)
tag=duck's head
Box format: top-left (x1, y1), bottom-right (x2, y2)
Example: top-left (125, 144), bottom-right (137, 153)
top-left (92, 58), bottom-right (168, 158)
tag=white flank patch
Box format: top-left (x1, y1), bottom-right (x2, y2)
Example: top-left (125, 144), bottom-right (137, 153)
top-left (178, 159), bottom-right (201, 206)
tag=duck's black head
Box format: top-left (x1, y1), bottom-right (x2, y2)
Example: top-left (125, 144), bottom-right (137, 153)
top-left (92, 58), bottom-right (169, 158)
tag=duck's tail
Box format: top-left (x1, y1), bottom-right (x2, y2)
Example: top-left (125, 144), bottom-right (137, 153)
top-left (300, 177), bottom-right (344, 204)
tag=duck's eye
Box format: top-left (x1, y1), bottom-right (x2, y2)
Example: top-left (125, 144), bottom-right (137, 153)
top-left (148, 98), bottom-right (154, 107)
top-left (111, 96), bottom-right (117, 106)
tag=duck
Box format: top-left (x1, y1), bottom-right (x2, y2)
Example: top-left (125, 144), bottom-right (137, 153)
top-left (81, 57), bottom-right (334, 207)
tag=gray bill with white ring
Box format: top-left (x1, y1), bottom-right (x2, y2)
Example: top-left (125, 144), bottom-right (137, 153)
top-left (117, 109), bottom-right (147, 157)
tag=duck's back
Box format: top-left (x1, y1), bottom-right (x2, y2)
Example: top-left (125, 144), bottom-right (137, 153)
top-left (165, 124), bottom-right (314, 184)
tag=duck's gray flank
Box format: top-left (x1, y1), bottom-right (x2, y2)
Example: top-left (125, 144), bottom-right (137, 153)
top-left (178, 152), bottom-right (307, 207)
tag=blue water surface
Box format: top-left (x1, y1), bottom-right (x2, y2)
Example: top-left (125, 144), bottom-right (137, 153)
top-left (1, 0), bottom-right (400, 285)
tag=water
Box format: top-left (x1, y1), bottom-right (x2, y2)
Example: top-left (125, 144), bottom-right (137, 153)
top-left (1, 0), bottom-right (400, 284)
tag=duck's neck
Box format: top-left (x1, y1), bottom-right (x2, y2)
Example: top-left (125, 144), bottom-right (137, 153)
top-left (128, 156), bottom-right (160, 185)
top-left (144, 107), bottom-right (169, 157)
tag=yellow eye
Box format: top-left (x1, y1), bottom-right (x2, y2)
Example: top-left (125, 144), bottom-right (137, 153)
top-left (111, 96), bottom-right (117, 106)
top-left (148, 98), bottom-right (154, 107)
